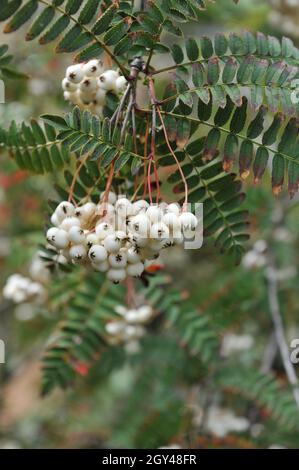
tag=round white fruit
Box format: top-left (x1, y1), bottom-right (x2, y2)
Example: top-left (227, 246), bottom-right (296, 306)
top-left (56, 201), bottom-right (75, 219)
top-left (105, 320), bottom-right (125, 335)
top-left (100, 190), bottom-right (117, 205)
top-left (115, 198), bottom-right (133, 218)
top-left (52, 229), bottom-right (69, 249)
top-left (95, 222), bottom-right (114, 240)
top-left (97, 202), bottom-right (115, 218)
top-left (69, 244), bottom-right (87, 260)
top-left (66, 64), bottom-right (84, 84)
top-left (50, 213), bottom-right (60, 227)
top-left (132, 199), bottom-right (149, 215)
top-left (163, 212), bottom-right (181, 233)
top-left (124, 324), bottom-right (145, 340)
top-left (92, 260), bottom-right (109, 272)
top-left (130, 214), bottom-right (150, 237)
top-left (127, 247), bottom-right (141, 264)
top-left (88, 244), bottom-right (108, 263)
top-left (83, 59), bottom-right (104, 77)
top-left (60, 216), bottom-right (81, 231)
top-left (109, 252), bottom-right (127, 268)
top-left (150, 223), bottom-right (169, 240)
top-left (78, 88), bottom-right (93, 104)
top-left (125, 309), bottom-right (139, 323)
top-left (98, 70), bottom-right (119, 91)
top-left (47, 227), bottom-right (59, 244)
top-left (94, 88), bottom-right (106, 106)
top-left (167, 203), bottom-right (180, 216)
top-left (130, 234), bottom-right (148, 248)
top-left (79, 76), bottom-right (97, 93)
top-left (86, 233), bottom-right (99, 247)
top-left (115, 75), bottom-right (127, 93)
top-left (107, 268), bottom-right (126, 283)
top-left (69, 226), bottom-right (86, 244)
top-left (81, 202), bottom-right (97, 219)
top-left (62, 77), bottom-right (78, 92)
top-left (104, 234), bottom-right (121, 253)
top-left (127, 262), bottom-right (144, 277)
top-left (137, 305), bottom-right (153, 322)
top-left (114, 305), bottom-right (128, 316)
top-left (146, 205), bottom-right (163, 223)
top-left (179, 212), bottom-right (198, 230)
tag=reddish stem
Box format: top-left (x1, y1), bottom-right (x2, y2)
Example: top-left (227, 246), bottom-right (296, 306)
top-left (156, 106), bottom-right (188, 208)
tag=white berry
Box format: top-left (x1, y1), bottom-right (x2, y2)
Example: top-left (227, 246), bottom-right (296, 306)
top-left (94, 88), bottom-right (106, 106)
top-left (97, 202), bottom-right (115, 218)
top-left (50, 213), bottom-right (60, 227)
top-left (56, 201), bottom-right (75, 219)
top-left (52, 229), bottom-right (69, 249)
top-left (150, 222), bottom-right (169, 240)
top-left (146, 205), bottom-right (163, 223)
top-left (86, 233), bottom-right (99, 247)
top-left (105, 320), bottom-right (125, 335)
top-left (81, 202), bottom-right (97, 219)
top-left (92, 260), bottom-right (109, 272)
top-left (69, 226), bottom-right (85, 244)
top-left (132, 199), bottom-right (149, 215)
top-left (83, 59), bottom-right (104, 77)
top-left (127, 247), bottom-right (141, 264)
top-left (115, 198), bottom-right (133, 218)
top-left (127, 262), bottom-right (144, 278)
top-left (88, 244), bottom-right (108, 263)
top-left (66, 64), bottom-right (84, 83)
top-left (100, 190), bottom-right (117, 205)
top-left (130, 214), bottom-right (150, 237)
top-left (65, 90), bottom-right (81, 105)
top-left (79, 77), bottom-right (97, 93)
top-left (107, 268), bottom-right (126, 283)
top-left (46, 227), bottom-right (59, 244)
top-left (163, 212), bottom-right (181, 234)
top-left (60, 216), bottom-right (81, 231)
top-left (109, 252), bottom-right (127, 268)
top-left (69, 244), bottom-right (87, 261)
top-left (179, 212), bottom-right (198, 230)
top-left (96, 222), bottom-right (114, 240)
top-left (115, 75), bottom-right (127, 93)
top-left (130, 234), bottom-right (148, 248)
top-left (104, 234), bottom-right (121, 253)
top-left (62, 77), bottom-right (78, 92)
top-left (98, 70), bottom-right (119, 91)
top-left (167, 203), bottom-right (180, 216)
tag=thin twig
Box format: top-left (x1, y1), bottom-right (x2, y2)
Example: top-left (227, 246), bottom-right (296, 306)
top-left (265, 265), bottom-right (299, 409)
top-left (110, 83), bottom-right (131, 137)
top-left (156, 106), bottom-right (188, 207)
top-left (260, 332), bottom-right (278, 374)
top-left (131, 81), bottom-right (138, 154)
top-left (119, 92), bottom-right (134, 146)
top-left (68, 153), bottom-right (90, 204)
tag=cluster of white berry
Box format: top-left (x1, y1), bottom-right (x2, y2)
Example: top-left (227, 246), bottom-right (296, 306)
top-left (3, 255), bottom-right (50, 304)
top-left (46, 192), bottom-right (198, 284)
top-left (62, 60), bottom-right (127, 116)
top-left (105, 304), bottom-right (154, 353)
top-left (242, 240), bottom-right (267, 270)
